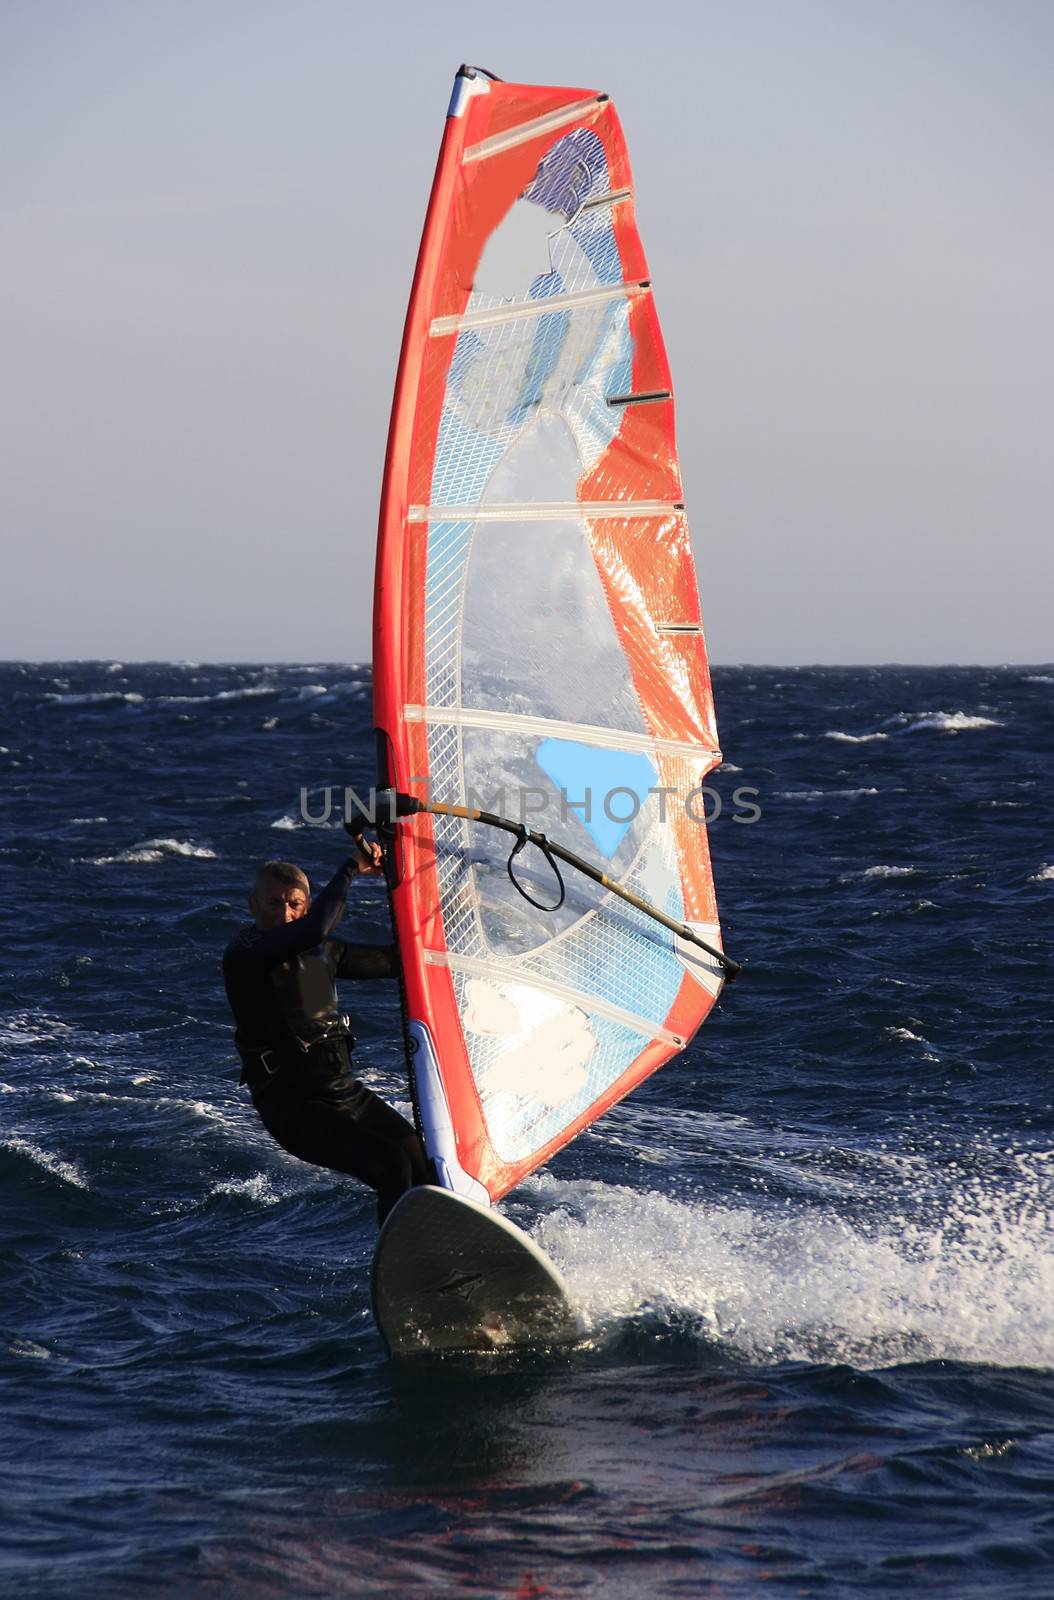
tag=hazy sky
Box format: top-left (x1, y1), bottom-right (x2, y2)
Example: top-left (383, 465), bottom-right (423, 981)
top-left (2, 0), bottom-right (1051, 663)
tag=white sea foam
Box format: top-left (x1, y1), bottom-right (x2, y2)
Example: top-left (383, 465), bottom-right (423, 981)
top-left (899, 710), bottom-right (1003, 734)
top-left (89, 837), bottom-right (218, 865)
top-left (527, 1159), bottom-right (1054, 1370)
top-left (270, 814), bottom-right (303, 831)
top-left (69, 816), bottom-right (108, 825)
top-left (0, 1012), bottom-right (76, 1047)
top-left (294, 684), bottom-right (329, 700)
top-left (8, 1338), bottom-right (54, 1360)
top-left (862, 865), bottom-right (916, 878)
top-left (824, 731), bottom-right (890, 743)
top-left (210, 1173), bottom-right (283, 1206)
top-left (1, 1136), bottom-right (88, 1190)
top-left (45, 691), bottom-right (144, 707)
top-left (1029, 865), bottom-right (1054, 883)
top-left (777, 788), bottom-right (879, 801)
top-left (1024, 675), bottom-right (1053, 685)
top-left (160, 685), bottom-right (278, 706)
top-left (215, 685), bottom-right (277, 702)
top-left (261, 717), bottom-right (279, 730)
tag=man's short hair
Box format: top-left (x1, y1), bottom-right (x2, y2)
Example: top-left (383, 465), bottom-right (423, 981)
top-left (253, 860), bottom-right (310, 898)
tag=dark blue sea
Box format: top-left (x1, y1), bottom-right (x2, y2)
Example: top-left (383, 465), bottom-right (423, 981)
top-left (2, 661), bottom-right (1052, 1598)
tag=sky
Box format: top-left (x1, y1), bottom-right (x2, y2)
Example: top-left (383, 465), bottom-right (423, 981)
top-left (1, 0), bottom-right (1052, 664)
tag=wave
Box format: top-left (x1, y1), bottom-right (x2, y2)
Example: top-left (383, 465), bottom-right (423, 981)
top-left (528, 1157), bottom-right (1054, 1369)
top-left (1029, 864), bottom-right (1054, 883)
top-left (270, 814), bottom-right (304, 831)
top-left (776, 788), bottom-right (879, 801)
top-left (862, 864), bottom-right (916, 878)
top-left (824, 731), bottom-right (890, 743)
top-left (45, 691), bottom-right (144, 707)
top-left (0, 1012), bottom-right (77, 1048)
top-left (897, 710), bottom-right (1003, 734)
top-left (89, 837), bottom-right (218, 865)
top-left (160, 685), bottom-right (278, 706)
top-left (208, 1173), bottom-right (284, 1206)
top-left (1, 1136), bottom-right (88, 1190)
top-left (7, 1338), bottom-right (55, 1361)
top-left (885, 1026), bottom-right (939, 1058)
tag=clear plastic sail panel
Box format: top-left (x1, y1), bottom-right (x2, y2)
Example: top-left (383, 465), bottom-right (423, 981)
top-left (374, 72), bottom-right (725, 1201)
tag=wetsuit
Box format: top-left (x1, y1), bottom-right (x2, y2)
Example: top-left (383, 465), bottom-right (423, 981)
top-left (222, 857), bottom-right (430, 1222)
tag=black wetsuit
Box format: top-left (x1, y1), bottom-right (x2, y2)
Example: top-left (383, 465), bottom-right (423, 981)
top-left (222, 858), bottom-right (429, 1222)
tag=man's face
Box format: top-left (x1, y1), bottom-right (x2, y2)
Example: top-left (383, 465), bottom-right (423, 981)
top-left (250, 877), bottom-right (310, 930)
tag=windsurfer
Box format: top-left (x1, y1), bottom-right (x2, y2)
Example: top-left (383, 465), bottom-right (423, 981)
top-left (222, 850), bottom-right (431, 1222)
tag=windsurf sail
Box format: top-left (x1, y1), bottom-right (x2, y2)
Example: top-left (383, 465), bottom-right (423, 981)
top-left (373, 66), bottom-right (728, 1204)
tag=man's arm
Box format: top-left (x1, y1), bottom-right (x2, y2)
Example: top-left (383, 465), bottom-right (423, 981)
top-left (231, 858), bottom-right (360, 964)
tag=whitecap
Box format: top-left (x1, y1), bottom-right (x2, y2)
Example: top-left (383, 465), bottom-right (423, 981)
top-left (293, 684), bottom-right (329, 700)
top-left (2, 1136), bottom-right (88, 1189)
top-left (1029, 865), bottom-right (1054, 883)
top-left (824, 730), bottom-right (889, 743)
top-left (89, 837), bottom-right (218, 865)
top-left (0, 1013), bottom-right (76, 1047)
top-left (270, 814), bottom-right (303, 831)
top-left (45, 691), bottom-right (145, 707)
top-left (69, 816), bottom-right (108, 825)
top-left (862, 865), bottom-right (916, 878)
top-left (777, 788), bottom-right (879, 801)
top-left (1024, 675), bottom-right (1053, 685)
top-left (8, 1338), bottom-right (53, 1360)
top-left (901, 710), bottom-right (1003, 734)
top-left (214, 685), bottom-right (277, 702)
top-left (160, 685), bottom-right (277, 707)
top-left (210, 1173), bottom-right (282, 1206)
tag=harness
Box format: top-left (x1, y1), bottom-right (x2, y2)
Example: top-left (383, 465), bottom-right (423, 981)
top-left (238, 1016), bottom-right (356, 1092)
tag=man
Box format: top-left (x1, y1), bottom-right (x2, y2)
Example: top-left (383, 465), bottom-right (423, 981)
top-left (223, 843), bottom-right (430, 1222)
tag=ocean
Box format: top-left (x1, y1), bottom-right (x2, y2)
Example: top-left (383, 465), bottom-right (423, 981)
top-left (1, 660), bottom-right (1052, 1598)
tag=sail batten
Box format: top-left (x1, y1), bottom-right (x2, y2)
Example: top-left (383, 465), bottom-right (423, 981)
top-left (463, 95), bottom-right (609, 161)
top-left (408, 500), bottom-right (682, 522)
top-left (403, 703), bottom-right (719, 763)
top-left (429, 280), bottom-right (650, 336)
top-left (424, 951), bottom-right (686, 1048)
top-left (373, 71), bottom-right (725, 1202)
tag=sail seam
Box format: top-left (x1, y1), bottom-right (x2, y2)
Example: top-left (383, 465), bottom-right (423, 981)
top-left (430, 281), bottom-right (649, 337)
top-left (424, 950), bottom-right (685, 1048)
top-left (462, 96), bottom-right (608, 163)
top-left (404, 703), bottom-right (719, 764)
